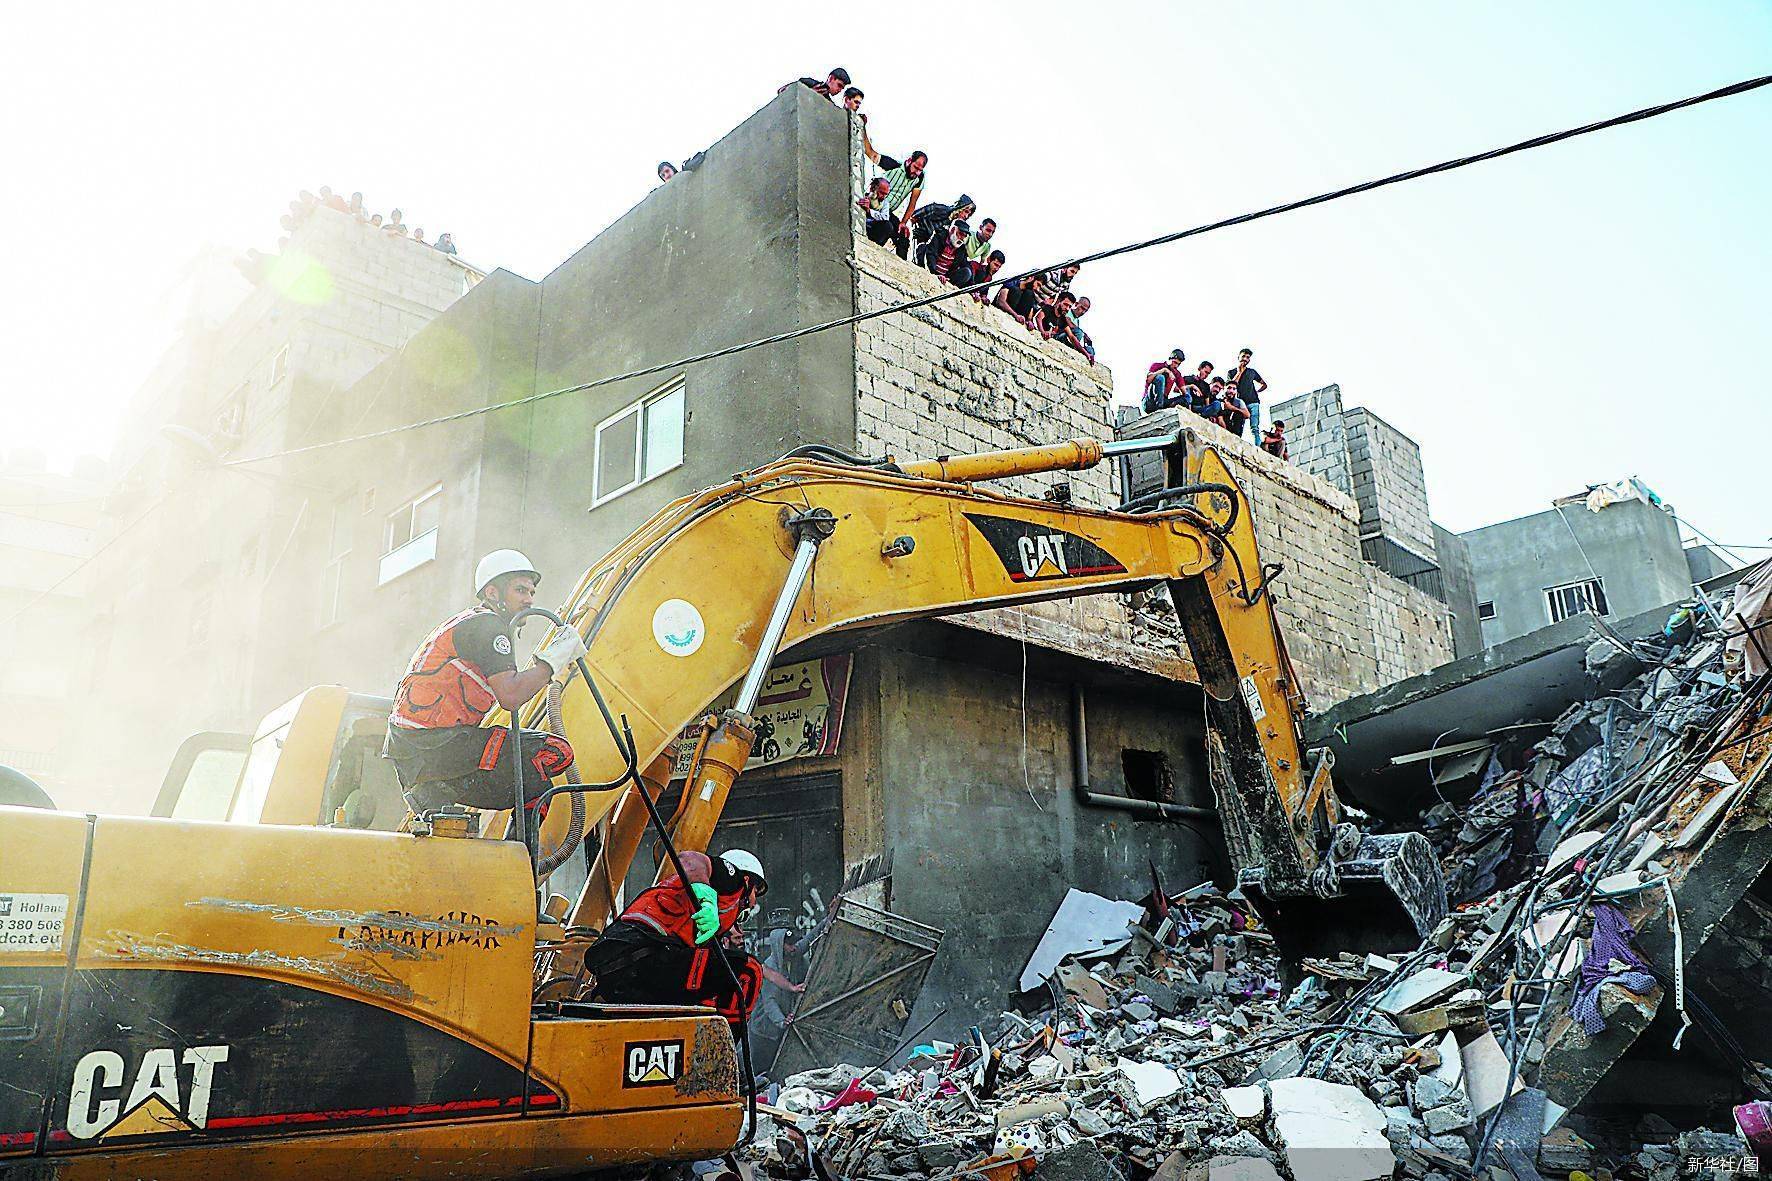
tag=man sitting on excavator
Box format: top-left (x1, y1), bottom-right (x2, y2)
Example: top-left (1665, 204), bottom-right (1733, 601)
top-left (584, 849), bottom-right (768, 1024)
top-left (384, 549), bottom-right (589, 820)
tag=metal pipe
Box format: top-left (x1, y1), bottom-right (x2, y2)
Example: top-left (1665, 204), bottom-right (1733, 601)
top-left (898, 439), bottom-right (1104, 484)
top-left (734, 534), bottom-right (822, 714)
top-left (1099, 432), bottom-right (1184, 457)
top-left (1068, 683), bottom-right (1219, 823)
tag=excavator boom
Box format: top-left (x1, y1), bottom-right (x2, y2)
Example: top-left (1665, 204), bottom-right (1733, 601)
top-left (530, 434), bottom-right (1444, 961)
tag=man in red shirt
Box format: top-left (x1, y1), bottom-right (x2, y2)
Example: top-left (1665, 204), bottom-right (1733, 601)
top-left (583, 850), bottom-right (769, 1022)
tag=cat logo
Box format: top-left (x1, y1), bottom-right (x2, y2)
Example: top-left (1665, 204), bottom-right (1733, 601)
top-left (66, 1045), bottom-right (230, 1141)
top-left (1016, 533), bottom-right (1071, 580)
top-left (622, 1039), bottom-right (684, 1088)
top-left (963, 513), bottom-right (1128, 584)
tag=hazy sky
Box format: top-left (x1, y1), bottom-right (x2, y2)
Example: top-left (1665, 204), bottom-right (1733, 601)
top-left (5, 2), bottom-right (1768, 553)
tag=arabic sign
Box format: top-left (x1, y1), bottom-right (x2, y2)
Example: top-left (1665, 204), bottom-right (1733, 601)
top-left (671, 654), bottom-right (853, 778)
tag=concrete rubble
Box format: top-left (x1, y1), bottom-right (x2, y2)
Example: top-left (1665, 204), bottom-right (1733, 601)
top-left (699, 571), bottom-right (1772, 1180)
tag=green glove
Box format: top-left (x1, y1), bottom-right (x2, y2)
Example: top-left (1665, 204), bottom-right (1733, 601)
top-left (690, 882), bottom-right (720, 945)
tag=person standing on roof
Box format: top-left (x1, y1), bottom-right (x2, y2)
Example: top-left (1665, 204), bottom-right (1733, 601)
top-left (779, 67), bottom-right (852, 101)
top-left (863, 135), bottom-right (928, 259)
top-left (384, 550), bottom-right (588, 820)
top-left (583, 849), bottom-right (769, 1024)
top-left (1227, 348), bottom-right (1268, 439)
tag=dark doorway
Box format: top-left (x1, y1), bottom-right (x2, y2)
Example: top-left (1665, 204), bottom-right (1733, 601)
top-left (710, 771), bottom-right (843, 940)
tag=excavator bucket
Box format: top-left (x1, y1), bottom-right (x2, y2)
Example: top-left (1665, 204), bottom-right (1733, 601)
top-left (1238, 831), bottom-right (1448, 966)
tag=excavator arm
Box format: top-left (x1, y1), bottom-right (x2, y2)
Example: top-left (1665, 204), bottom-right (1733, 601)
top-left (525, 434), bottom-right (1442, 964)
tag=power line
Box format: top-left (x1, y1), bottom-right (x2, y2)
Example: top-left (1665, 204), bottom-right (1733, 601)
top-left (1672, 512), bottom-right (1758, 564)
top-left (221, 73), bottom-right (1772, 469)
top-left (14, 75), bottom-right (1767, 634)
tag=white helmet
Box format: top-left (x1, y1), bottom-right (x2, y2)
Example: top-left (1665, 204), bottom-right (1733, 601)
top-left (474, 549), bottom-right (540, 596)
top-left (721, 849), bottom-right (766, 887)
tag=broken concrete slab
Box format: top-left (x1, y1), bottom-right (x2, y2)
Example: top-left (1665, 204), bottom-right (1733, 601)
top-left (1219, 1085), bottom-right (1267, 1124)
top-left (995, 1096), bottom-right (1069, 1131)
top-left (1266, 1077), bottom-right (1395, 1181)
top-left (1375, 967), bottom-right (1468, 1016)
top-left (1033, 1141), bottom-right (1124, 1181)
top-left (1201, 1158), bottom-right (1283, 1181)
top-left (1307, 604), bottom-right (1676, 818)
top-left (1459, 1031), bottom-right (1525, 1119)
top-left (1117, 1058), bottom-right (1183, 1110)
top-left (1019, 889), bottom-right (1145, 991)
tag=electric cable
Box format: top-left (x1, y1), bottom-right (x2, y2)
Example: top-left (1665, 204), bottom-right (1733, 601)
top-left (26, 76), bottom-right (1768, 641)
top-left (217, 74), bottom-right (1772, 471)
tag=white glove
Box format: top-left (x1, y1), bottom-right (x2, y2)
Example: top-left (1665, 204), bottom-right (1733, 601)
top-left (536, 628), bottom-right (588, 679)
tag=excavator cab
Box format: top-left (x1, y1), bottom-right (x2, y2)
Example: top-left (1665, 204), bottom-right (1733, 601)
top-left (150, 686), bottom-right (405, 830)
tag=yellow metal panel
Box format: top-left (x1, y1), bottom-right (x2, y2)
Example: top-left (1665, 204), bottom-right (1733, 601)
top-left (249, 686), bottom-right (351, 827)
top-left (76, 816), bottom-right (535, 1063)
top-left (528, 1010), bottom-right (739, 1112)
top-left (0, 806), bottom-right (89, 970)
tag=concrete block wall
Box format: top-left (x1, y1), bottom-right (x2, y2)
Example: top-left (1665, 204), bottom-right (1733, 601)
top-left (1344, 407), bottom-right (1436, 564)
top-left (1362, 564), bottom-right (1456, 685)
top-left (1118, 408), bottom-right (1399, 705)
top-left (850, 244), bottom-right (1208, 682)
top-left (1271, 385), bottom-right (1352, 495)
top-left (852, 247), bottom-right (1117, 506)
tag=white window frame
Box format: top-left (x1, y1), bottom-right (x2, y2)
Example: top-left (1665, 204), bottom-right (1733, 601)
top-left (378, 484), bottom-right (442, 586)
top-left (320, 560), bottom-right (346, 628)
top-left (1476, 601), bottom-right (1496, 621)
top-left (1544, 577), bottom-right (1608, 623)
top-left (591, 378), bottom-right (686, 507)
top-left (321, 499), bottom-right (353, 626)
top-left (269, 344), bottom-right (290, 386)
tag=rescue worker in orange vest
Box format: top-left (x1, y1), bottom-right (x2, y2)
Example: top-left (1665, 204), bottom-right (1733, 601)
top-left (384, 550), bottom-right (589, 819)
top-left (583, 849), bottom-right (768, 1023)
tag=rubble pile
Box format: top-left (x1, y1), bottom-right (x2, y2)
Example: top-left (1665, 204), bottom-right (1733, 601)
top-left (722, 570), bottom-right (1772, 1180)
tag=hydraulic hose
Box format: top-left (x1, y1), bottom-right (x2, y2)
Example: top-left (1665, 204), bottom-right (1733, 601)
top-left (535, 680), bottom-right (588, 877)
top-left (506, 609), bottom-right (759, 1140)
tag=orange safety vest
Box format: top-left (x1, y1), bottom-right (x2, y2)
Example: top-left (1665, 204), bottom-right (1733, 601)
top-left (621, 876), bottom-right (747, 947)
top-left (390, 606), bottom-right (504, 730)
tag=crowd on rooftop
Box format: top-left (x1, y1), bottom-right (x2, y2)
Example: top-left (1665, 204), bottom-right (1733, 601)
top-left (287, 186), bottom-right (459, 255)
top-left (1143, 346), bottom-right (1287, 458)
top-left (660, 67), bottom-right (1298, 464)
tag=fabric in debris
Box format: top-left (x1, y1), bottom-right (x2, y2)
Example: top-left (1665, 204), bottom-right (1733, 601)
top-left (1570, 903), bottom-right (1657, 1034)
top-left (1545, 744), bottom-right (1607, 818)
top-left (1722, 559), bottom-right (1772, 678)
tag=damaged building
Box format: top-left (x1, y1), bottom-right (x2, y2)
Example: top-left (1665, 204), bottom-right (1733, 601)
top-left (739, 562), bottom-right (1772, 1181)
top-left (18, 69), bottom-right (1770, 1181)
top-left (70, 86), bottom-right (1459, 1043)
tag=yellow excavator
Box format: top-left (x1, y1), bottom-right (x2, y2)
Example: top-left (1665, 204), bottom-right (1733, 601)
top-left (0, 433), bottom-right (1443, 1179)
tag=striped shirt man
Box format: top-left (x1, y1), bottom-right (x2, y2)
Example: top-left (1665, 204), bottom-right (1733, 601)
top-left (876, 153), bottom-right (926, 219)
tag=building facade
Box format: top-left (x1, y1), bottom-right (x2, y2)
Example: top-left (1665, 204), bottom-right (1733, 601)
top-left (70, 87), bottom-right (1459, 1034)
top-left (1459, 483), bottom-right (1698, 648)
top-left (72, 207), bottom-right (484, 814)
top-left (1269, 384), bottom-right (1483, 658)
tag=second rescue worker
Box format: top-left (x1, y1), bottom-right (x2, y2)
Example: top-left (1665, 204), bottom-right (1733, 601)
top-left (384, 549), bottom-right (589, 818)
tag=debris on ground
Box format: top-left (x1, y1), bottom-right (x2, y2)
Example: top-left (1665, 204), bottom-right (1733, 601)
top-left (711, 576), bottom-right (1772, 1180)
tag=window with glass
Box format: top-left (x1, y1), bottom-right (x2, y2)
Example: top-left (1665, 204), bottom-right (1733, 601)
top-left (1544, 578), bottom-right (1608, 623)
top-left (379, 484), bottom-right (442, 585)
top-left (592, 379), bottom-right (686, 505)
